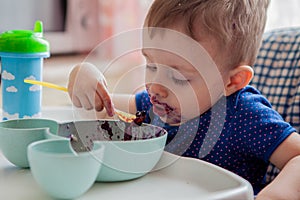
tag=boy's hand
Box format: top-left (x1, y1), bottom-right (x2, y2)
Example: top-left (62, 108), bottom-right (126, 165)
top-left (67, 62), bottom-right (115, 117)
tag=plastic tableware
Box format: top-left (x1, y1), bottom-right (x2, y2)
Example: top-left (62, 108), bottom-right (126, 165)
top-left (0, 117), bottom-right (90, 162)
top-left (0, 118), bottom-right (58, 168)
top-left (28, 139), bottom-right (104, 199)
top-left (0, 117), bottom-right (167, 181)
top-left (54, 120), bottom-right (168, 182)
top-left (0, 21), bottom-right (50, 120)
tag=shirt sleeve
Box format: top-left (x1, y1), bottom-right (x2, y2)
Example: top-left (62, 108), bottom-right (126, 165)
top-left (229, 87), bottom-right (297, 162)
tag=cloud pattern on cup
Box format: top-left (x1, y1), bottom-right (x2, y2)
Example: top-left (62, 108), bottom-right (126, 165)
top-left (1, 70), bottom-right (41, 120)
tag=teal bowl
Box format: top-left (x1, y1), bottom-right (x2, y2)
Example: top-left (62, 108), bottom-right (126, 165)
top-left (0, 119), bottom-right (58, 168)
top-left (95, 136), bottom-right (167, 182)
top-left (28, 139), bottom-right (104, 199)
top-left (54, 120), bottom-right (168, 182)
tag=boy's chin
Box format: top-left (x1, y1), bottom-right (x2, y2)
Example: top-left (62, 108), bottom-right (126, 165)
top-left (159, 113), bottom-right (200, 126)
top-left (159, 115), bottom-right (183, 126)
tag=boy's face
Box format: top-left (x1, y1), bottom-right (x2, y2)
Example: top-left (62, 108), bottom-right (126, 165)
top-left (142, 24), bottom-right (226, 125)
top-left (143, 49), bottom-right (212, 125)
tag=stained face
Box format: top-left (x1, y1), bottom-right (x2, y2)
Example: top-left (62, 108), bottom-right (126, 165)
top-left (143, 48), bottom-right (212, 125)
top-left (142, 25), bottom-right (225, 126)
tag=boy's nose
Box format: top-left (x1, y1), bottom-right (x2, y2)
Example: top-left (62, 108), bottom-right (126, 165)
top-left (147, 83), bottom-right (168, 98)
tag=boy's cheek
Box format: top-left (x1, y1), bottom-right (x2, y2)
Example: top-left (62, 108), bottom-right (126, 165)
top-left (180, 87), bottom-right (212, 117)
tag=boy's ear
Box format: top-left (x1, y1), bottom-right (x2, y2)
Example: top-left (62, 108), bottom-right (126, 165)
top-left (225, 65), bottom-right (253, 96)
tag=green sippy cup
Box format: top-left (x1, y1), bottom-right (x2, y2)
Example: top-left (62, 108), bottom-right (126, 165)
top-left (0, 20), bottom-right (50, 120)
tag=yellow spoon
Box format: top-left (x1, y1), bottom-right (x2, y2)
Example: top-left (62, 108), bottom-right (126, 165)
top-left (24, 79), bottom-right (68, 92)
top-left (24, 79), bottom-right (136, 123)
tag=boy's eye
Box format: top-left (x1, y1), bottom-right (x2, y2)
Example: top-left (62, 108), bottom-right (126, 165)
top-left (146, 63), bottom-right (189, 86)
top-left (170, 71), bottom-right (189, 86)
top-left (171, 76), bottom-right (189, 85)
top-left (146, 64), bottom-right (157, 72)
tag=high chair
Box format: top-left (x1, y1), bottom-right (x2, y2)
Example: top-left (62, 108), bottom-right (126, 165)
top-left (251, 27), bottom-right (300, 185)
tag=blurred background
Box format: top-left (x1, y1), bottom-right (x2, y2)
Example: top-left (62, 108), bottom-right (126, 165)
top-left (1, 0), bottom-right (298, 55)
top-left (0, 0), bottom-right (153, 55)
top-left (0, 0), bottom-right (299, 106)
top-left (266, 0), bottom-right (300, 31)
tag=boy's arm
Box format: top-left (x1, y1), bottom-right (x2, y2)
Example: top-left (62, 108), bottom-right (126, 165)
top-left (256, 132), bottom-right (300, 200)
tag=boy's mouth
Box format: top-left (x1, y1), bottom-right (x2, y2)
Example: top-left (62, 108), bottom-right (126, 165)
top-left (146, 89), bottom-right (181, 124)
top-left (153, 103), bottom-right (170, 116)
top-left (150, 98), bottom-right (184, 125)
top-left (150, 98), bottom-right (174, 117)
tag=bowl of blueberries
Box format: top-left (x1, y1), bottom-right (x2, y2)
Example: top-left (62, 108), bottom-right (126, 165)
top-left (52, 111), bottom-right (168, 182)
top-left (0, 110), bottom-right (167, 198)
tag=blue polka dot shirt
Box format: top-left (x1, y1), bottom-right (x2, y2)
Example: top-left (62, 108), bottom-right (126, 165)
top-left (135, 85), bottom-right (296, 193)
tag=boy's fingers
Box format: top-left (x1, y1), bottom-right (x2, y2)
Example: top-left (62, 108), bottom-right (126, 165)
top-left (71, 95), bottom-right (82, 108)
top-left (94, 94), bottom-right (104, 112)
top-left (79, 94), bottom-right (94, 110)
top-left (89, 92), bottom-right (104, 112)
top-left (96, 82), bottom-right (114, 116)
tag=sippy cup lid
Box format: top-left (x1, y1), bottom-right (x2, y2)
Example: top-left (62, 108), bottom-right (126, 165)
top-left (0, 20), bottom-right (50, 54)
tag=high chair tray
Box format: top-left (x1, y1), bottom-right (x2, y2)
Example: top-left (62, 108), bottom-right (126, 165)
top-left (0, 107), bottom-right (253, 200)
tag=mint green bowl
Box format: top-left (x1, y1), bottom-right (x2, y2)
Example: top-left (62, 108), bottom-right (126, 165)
top-left (0, 119), bottom-right (58, 168)
top-left (95, 135), bottom-right (167, 182)
top-left (51, 120), bottom-right (168, 182)
top-left (0, 118), bottom-right (167, 182)
top-left (28, 139), bottom-right (104, 199)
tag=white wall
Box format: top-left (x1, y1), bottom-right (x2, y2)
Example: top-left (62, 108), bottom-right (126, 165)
top-left (266, 0), bottom-right (300, 31)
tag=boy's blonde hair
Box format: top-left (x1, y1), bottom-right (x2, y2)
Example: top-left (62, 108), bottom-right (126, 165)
top-left (144, 0), bottom-right (270, 68)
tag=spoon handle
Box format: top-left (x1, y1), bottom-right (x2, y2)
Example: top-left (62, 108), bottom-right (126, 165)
top-left (23, 79), bottom-right (136, 122)
top-left (24, 79), bottom-right (68, 92)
